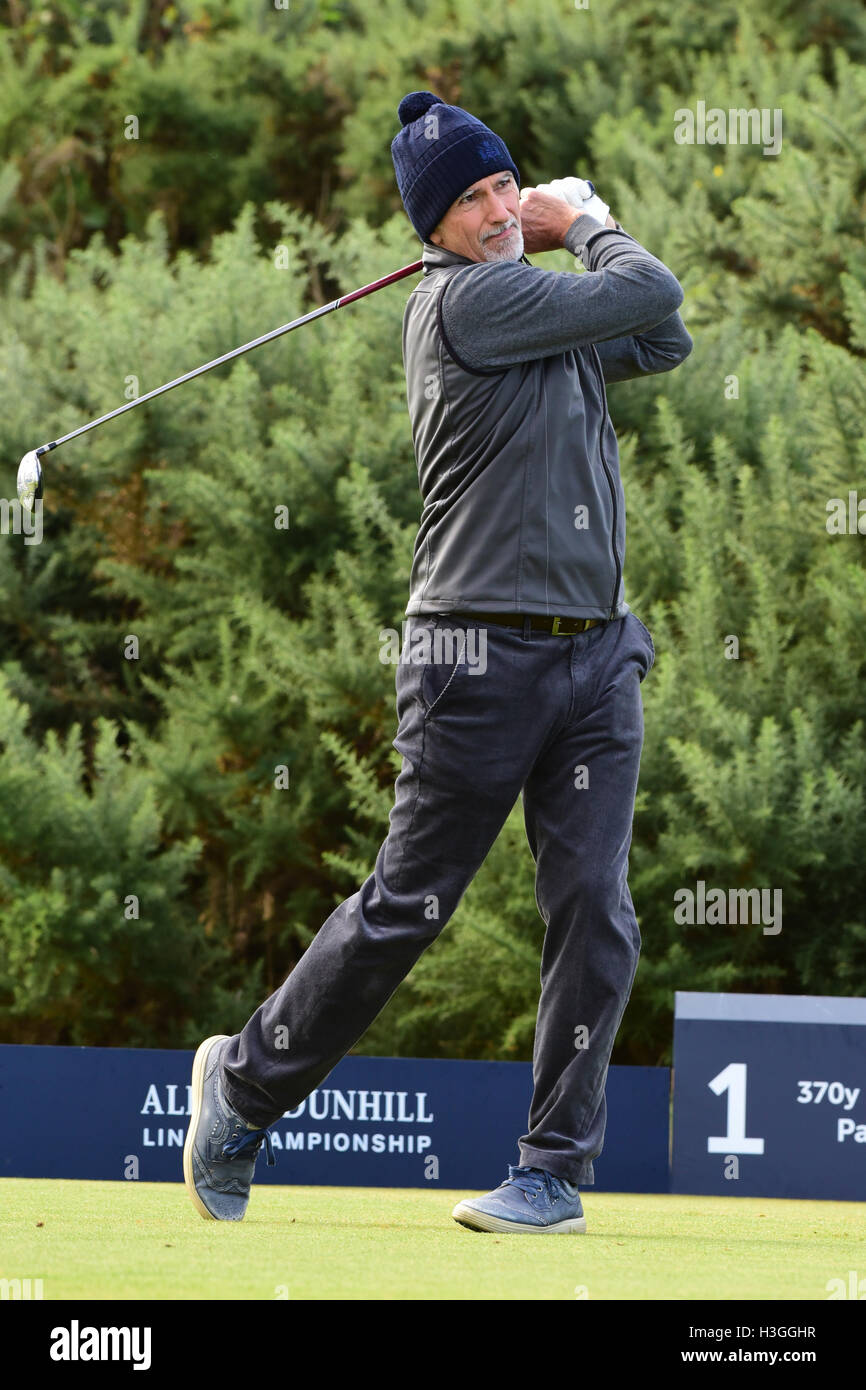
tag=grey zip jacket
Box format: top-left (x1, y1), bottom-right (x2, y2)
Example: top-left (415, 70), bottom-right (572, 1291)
top-left (401, 213), bottom-right (693, 619)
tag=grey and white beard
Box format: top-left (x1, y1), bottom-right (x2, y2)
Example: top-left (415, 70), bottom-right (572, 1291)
top-left (480, 221), bottom-right (524, 262)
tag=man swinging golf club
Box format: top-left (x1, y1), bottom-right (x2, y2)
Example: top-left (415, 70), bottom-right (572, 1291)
top-left (184, 91), bottom-right (692, 1233)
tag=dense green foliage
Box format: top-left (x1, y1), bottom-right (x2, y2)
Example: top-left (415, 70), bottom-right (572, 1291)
top-left (1, 0), bottom-right (864, 1061)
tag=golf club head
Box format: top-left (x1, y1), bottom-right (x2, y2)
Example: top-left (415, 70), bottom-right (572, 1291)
top-left (17, 450), bottom-right (43, 512)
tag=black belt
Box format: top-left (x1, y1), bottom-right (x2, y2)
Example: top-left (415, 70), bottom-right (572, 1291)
top-left (450, 611), bottom-right (607, 635)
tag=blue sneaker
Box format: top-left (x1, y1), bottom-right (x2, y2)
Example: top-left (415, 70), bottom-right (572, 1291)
top-left (183, 1034), bottom-right (275, 1221)
top-left (452, 1165), bottom-right (587, 1234)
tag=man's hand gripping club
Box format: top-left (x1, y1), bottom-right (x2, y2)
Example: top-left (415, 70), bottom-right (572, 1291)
top-left (519, 177), bottom-right (616, 254)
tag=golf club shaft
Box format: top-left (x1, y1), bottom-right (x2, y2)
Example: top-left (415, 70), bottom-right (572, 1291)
top-left (36, 259), bottom-right (423, 458)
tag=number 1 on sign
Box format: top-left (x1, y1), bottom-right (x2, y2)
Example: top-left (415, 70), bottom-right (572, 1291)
top-left (707, 1062), bottom-right (765, 1154)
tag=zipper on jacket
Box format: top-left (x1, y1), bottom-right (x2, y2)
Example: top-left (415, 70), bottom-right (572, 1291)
top-left (591, 350), bottom-right (623, 620)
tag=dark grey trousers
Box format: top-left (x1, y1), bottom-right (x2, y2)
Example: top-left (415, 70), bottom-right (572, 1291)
top-left (221, 611), bottom-right (653, 1186)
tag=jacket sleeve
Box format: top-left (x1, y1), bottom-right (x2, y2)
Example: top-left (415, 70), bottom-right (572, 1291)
top-left (592, 310), bottom-right (694, 383)
top-left (439, 214), bottom-right (691, 374)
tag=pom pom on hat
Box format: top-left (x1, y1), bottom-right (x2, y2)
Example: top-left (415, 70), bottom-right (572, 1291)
top-left (397, 91), bottom-right (444, 126)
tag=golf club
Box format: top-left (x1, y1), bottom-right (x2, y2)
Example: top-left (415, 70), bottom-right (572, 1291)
top-left (16, 259), bottom-right (423, 511)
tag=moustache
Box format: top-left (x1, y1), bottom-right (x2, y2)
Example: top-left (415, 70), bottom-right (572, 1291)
top-left (482, 221), bottom-right (518, 241)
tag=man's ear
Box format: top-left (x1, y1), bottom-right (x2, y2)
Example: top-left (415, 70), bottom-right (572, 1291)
top-left (430, 224), bottom-right (443, 247)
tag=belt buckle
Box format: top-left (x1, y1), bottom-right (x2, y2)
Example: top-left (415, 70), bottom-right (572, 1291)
top-left (552, 616), bottom-right (584, 635)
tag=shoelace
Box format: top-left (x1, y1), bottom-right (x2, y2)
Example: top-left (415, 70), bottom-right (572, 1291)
top-left (502, 1166), bottom-right (555, 1199)
top-left (223, 1126), bottom-right (276, 1167)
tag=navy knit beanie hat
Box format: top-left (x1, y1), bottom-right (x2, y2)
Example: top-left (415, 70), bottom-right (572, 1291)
top-left (391, 91), bottom-right (521, 243)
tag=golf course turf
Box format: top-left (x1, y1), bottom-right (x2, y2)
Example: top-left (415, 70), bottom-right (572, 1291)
top-left (2, 1180), bottom-right (863, 1300)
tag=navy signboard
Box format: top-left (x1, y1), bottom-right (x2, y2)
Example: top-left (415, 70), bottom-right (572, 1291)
top-left (0, 1046), bottom-right (669, 1193)
top-left (672, 992), bottom-right (866, 1200)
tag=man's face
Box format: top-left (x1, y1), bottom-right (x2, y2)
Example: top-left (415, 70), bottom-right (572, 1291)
top-left (429, 170), bottom-right (524, 263)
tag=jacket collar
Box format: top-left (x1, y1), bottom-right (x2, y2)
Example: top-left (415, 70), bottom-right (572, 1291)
top-left (420, 240), bottom-right (532, 275)
top-left (420, 240), bottom-right (473, 274)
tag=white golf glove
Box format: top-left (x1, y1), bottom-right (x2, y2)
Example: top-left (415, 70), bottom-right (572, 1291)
top-left (527, 177), bottom-right (610, 226)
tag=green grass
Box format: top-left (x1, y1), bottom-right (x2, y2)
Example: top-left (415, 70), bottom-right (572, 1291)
top-left (1, 1180), bottom-right (863, 1300)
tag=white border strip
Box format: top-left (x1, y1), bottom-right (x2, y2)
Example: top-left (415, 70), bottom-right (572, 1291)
top-left (674, 992), bottom-right (866, 1025)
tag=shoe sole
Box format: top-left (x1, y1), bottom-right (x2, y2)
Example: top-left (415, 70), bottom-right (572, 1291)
top-left (451, 1201), bottom-right (587, 1234)
top-left (183, 1033), bottom-right (231, 1222)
